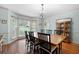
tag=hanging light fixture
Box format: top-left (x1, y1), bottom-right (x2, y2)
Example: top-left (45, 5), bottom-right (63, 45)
top-left (40, 4), bottom-right (47, 26)
top-left (39, 4), bottom-right (47, 33)
top-left (40, 4), bottom-right (44, 20)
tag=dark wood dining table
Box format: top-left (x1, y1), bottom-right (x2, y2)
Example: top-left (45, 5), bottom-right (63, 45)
top-left (34, 33), bottom-right (65, 45)
top-left (34, 32), bottom-right (66, 53)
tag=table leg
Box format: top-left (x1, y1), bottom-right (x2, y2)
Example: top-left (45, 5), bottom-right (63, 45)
top-left (59, 42), bottom-right (62, 54)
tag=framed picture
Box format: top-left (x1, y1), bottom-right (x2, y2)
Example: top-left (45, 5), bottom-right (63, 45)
top-left (1, 20), bottom-right (7, 24)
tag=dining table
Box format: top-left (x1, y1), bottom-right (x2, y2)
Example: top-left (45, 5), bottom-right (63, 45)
top-left (50, 34), bottom-right (65, 45)
top-left (50, 34), bottom-right (66, 53)
top-left (34, 32), bottom-right (66, 53)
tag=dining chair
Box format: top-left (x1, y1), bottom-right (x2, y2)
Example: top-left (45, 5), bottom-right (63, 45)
top-left (28, 31), bottom-right (39, 54)
top-left (38, 32), bottom-right (58, 54)
top-left (25, 31), bottom-right (31, 53)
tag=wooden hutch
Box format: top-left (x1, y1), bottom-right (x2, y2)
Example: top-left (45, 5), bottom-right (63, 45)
top-left (55, 18), bottom-right (72, 43)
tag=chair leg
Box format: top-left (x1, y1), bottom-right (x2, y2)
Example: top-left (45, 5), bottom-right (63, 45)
top-left (25, 41), bottom-right (29, 53)
top-left (38, 48), bottom-right (42, 54)
top-left (38, 46), bottom-right (41, 54)
top-left (41, 49), bottom-right (44, 54)
top-left (37, 46), bottom-right (39, 54)
top-left (33, 45), bottom-right (35, 54)
top-left (30, 43), bottom-right (32, 53)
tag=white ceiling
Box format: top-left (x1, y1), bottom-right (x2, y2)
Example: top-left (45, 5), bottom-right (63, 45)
top-left (1, 4), bottom-right (79, 17)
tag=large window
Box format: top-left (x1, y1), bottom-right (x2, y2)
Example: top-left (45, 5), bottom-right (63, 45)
top-left (18, 19), bottom-right (30, 36)
top-left (30, 20), bottom-right (39, 32)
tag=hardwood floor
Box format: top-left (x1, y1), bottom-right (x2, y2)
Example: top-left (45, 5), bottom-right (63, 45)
top-left (62, 42), bottom-right (79, 54)
top-left (0, 39), bottom-right (79, 54)
top-left (0, 39), bottom-right (26, 54)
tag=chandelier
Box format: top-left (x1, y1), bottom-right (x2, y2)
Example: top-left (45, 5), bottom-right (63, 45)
top-left (40, 4), bottom-right (44, 20)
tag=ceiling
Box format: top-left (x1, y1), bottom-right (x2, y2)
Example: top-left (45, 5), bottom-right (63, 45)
top-left (0, 4), bottom-right (79, 17)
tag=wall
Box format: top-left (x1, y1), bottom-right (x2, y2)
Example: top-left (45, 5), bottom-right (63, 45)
top-left (0, 7), bottom-right (8, 42)
top-left (0, 7), bottom-right (8, 33)
top-left (0, 6), bottom-right (40, 43)
top-left (46, 10), bottom-right (79, 44)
